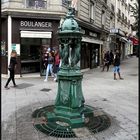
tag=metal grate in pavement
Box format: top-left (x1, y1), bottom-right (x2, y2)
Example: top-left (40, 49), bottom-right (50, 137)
top-left (14, 83), bottom-right (34, 89)
top-left (40, 88), bottom-right (51, 92)
top-left (129, 74), bottom-right (138, 76)
top-left (32, 105), bottom-right (111, 138)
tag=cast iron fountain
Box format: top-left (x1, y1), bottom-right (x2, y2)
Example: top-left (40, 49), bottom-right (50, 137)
top-left (32, 7), bottom-right (111, 138)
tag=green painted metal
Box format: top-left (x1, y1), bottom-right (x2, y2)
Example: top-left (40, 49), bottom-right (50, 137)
top-left (32, 6), bottom-right (111, 137)
top-left (32, 105), bottom-right (111, 138)
top-left (54, 7), bottom-right (86, 128)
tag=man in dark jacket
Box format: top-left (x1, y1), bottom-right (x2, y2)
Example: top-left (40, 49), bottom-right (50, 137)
top-left (109, 50), bottom-right (114, 65)
top-left (102, 51), bottom-right (110, 72)
top-left (113, 50), bottom-right (124, 80)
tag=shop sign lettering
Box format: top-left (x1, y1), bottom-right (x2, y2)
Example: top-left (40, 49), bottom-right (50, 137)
top-left (89, 32), bottom-right (97, 37)
top-left (20, 21), bottom-right (52, 28)
top-left (81, 28), bottom-right (85, 34)
top-left (110, 28), bottom-right (119, 33)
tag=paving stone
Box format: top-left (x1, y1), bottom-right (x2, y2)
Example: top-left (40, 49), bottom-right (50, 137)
top-left (1, 57), bottom-right (138, 140)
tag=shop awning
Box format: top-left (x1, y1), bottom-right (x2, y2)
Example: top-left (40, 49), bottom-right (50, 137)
top-left (82, 36), bottom-right (103, 44)
top-left (129, 37), bottom-right (139, 45)
top-left (120, 37), bottom-right (128, 42)
top-left (20, 31), bottom-right (52, 38)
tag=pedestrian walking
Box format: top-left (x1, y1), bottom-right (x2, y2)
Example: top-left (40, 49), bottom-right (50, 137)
top-left (102, 51), bottom-right (110, 72)
top-left (53, 49), bottom-right (60, 82)
top-left (44, 52), bottom-right (54, 82)
top-left (4, 50), bottom-right (18, 89)
top-left (109, 50), bottom-right (114, 65)
top-left (113, 49), bottom-right (124, 80)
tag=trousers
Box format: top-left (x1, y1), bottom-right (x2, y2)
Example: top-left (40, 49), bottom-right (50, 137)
top-left (45, 64), bottom-right (53, 80)
top-left (5, 69), bottom-right (16, 86)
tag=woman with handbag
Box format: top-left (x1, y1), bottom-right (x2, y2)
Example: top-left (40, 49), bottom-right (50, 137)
top-left (4, 50), bottom-right (17, 89)
top-left (102, 51), bottom-right (110, 72)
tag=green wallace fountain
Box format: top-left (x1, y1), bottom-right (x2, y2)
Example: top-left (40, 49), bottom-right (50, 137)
top-left (32, 6), bottom-right (111, 138)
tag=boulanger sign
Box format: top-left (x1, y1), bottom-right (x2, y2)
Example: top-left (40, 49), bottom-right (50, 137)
top-left (20, 21), bottom-right (52, 28)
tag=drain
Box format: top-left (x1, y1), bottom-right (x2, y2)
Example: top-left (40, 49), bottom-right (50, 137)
top-left (40, 88), bottom-right (51, 92)
top-left (34, 122), bottom-right (76, 138)
top-left (86, 115), bottom-right (110, 134)
top-left (32, 105), bottom-right (111, 138)
top-left (32, 105), bottom-right (76, 138)
top-left (129, 74), bottom-right (138, 76)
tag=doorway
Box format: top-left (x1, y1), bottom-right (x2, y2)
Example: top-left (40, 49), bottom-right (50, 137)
top-left (90, 44), bottom-right (100, 69)
top-left (81, 42), bottom-right (90, 69)
top-left (20, 38), bottom-right (51, 76)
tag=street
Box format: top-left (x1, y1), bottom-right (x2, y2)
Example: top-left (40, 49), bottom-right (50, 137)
top-left (1, 56), bottom-right (138, 140)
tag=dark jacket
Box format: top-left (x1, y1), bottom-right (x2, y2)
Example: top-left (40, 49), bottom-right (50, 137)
top-left (9, 57), bottom-right (17, 70)
top-left (47, 56), bottom-right (54, 64)
top-left (110, 52), bottom-right (114, 60)
top-left (114, 53), bottom-right (121, 66)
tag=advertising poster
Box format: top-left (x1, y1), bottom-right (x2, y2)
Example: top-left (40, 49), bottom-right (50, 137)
top-left (12, 44), bottom-right (20, 55)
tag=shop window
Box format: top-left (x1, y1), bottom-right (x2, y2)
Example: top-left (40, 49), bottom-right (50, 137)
top-left (81, 43), bottom-right (90, 69)
top-left (26, 0), bottom-right (47, 9)
top-left (20, 38), bottom-right (51, 74)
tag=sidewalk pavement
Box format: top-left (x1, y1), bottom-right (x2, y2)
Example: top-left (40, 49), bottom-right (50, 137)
top-left (1, 56), bottom-right (138, 140)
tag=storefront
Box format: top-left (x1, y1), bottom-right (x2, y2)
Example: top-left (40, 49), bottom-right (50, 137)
top-left (1, 17), bottom-right (59, 77)
top-left (80, 28), bottom-right (103, 70)
top-left (130, 36), bottom-right (139, 56)
top-left (110, 28), bottom-right (129, 60)
top-left (1, 16), bottom-right (104, 77)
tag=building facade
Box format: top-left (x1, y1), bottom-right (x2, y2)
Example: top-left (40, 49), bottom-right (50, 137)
top-left (1, 0), bottom-right (67, 77)
top-left (1, 0), bottom-right (136, 77)
top-left (109, 0), bottom-right (137, 60)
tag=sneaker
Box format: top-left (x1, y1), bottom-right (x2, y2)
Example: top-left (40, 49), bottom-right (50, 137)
top-left (120, 77), bottom-right (124, 80)
top-left (4, 86), bottom-right (10, 89)
top-left (44, 79), bottom-right (47, 82)
top-left (54, 78), bottom-right (57, 81)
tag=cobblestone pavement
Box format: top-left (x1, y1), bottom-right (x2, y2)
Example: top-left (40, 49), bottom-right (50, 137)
top-left (1, 56), bottom-right (138, 140)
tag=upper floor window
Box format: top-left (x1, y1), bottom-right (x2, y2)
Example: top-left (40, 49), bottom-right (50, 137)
top-left (128, 20), bottom-right (130, 26)
top-left (101, 10), bottom-right (106, 26)
top-left (62, 0), bottom-right (69, 7)
top-left (90, 1), bottom-right (96, 23)
top-left (111, 4), bottom-right (114, 11)
top-left (103, 0), bottom-right (107, 3)
top-left (125, 16), bottom-right (127, 23)
top-left (117, 8), bottom-right (121, 16)
top-left (125, 3), bottom-right (127, 9)
top-left (110, 16), bottom-right (114, 28)
top-left (26, 0), bottom-right (47, 9)
top-left (121, 0), bottom-right (125, 5)
top-left (122, 13), bottom-right (124, 20)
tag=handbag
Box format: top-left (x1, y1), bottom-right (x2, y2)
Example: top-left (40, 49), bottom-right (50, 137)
top-left (8, 64), bottom-right (13, 70)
